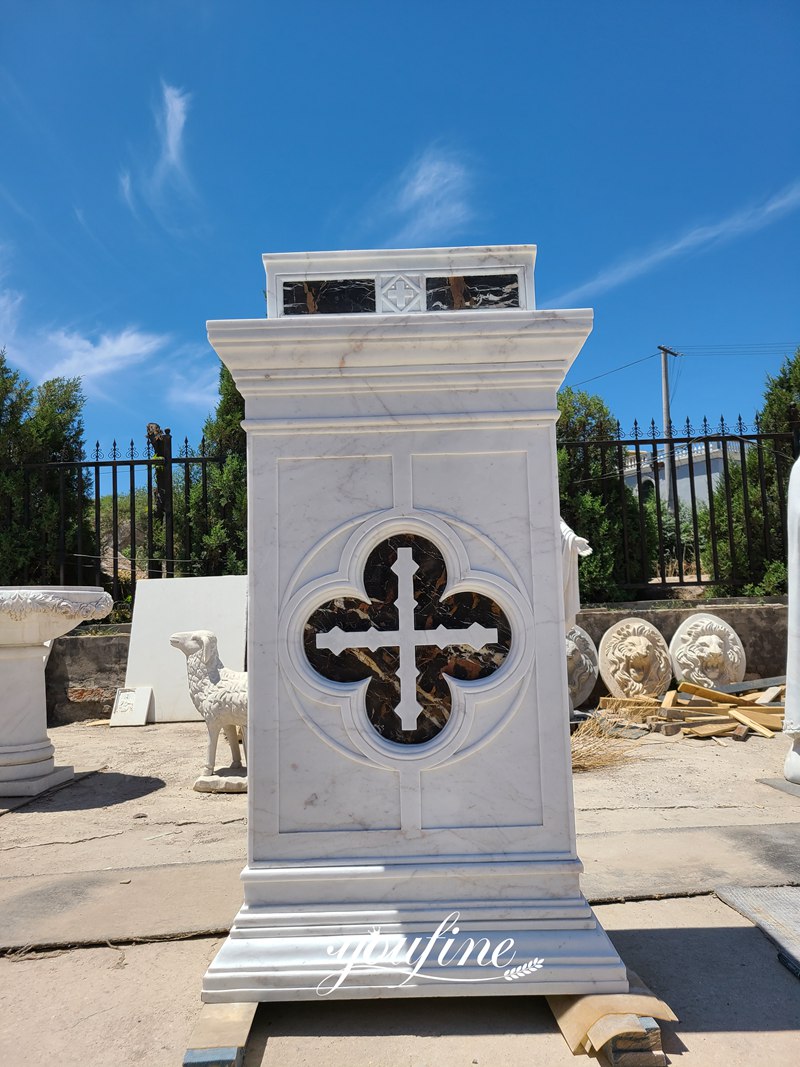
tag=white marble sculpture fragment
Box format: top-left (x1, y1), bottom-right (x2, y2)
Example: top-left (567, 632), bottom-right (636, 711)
top-left (200, 245), bottom-right (627, 1002)
top-left (599, 617), bottom-right (672, 699)
top-left (560, 519), bottom-right (592, 629)
top-left (784, 458), bottom-right (800, 785)
top-left (110, 686), bottom-right (153, 727)
top-left (0, 586), bottom-right (112, 796)
top-left (668, 612), bottom-right (746, 688)
top-left (565, 625), bottom-right (599, 710)
top-left (169, 630), bottom-right (248, 790)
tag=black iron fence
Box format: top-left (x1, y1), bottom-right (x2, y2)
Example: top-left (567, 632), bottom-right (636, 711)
top-left (7, 418), bottom-right (798, 604)
top-left (18, 430), bottom-right (224, 602)
top-left (559, 416), bottom-right (797, 594)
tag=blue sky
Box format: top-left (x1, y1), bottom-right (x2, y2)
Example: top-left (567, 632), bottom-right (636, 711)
top-left (1, 1), bottom-right (799, 449)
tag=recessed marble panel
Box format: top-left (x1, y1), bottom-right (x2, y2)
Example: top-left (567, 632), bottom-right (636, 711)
top-left (282, 279), bottom-right (376, 315)
top-left (411, 450), bottom-right (533, 598)
top-left (426, 274), bottom-right (520, 311)
top-left (304, 535), bottom-right (511, 744)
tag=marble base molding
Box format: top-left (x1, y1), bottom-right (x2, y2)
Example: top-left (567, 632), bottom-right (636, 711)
top-left (0, 763), bottom-right (74, 798)
top-left (205, 876), bottom-right (626, 999)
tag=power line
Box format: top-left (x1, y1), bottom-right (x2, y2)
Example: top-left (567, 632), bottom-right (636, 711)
top-left (568, 340), bottom-right (798, 392)
top-left (674, 342), bottom-right (799, 354)
top-left (570, 352), bottom-right (659, 387)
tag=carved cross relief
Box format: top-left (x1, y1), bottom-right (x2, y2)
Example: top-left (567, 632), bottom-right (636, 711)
top-left (304, 535), bottom-right (511, 744)
top-left (378, 273), bottom-right (423, 313)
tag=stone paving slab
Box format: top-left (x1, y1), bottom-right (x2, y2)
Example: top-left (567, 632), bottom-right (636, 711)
top-left (2, 897), bottom-right (796, 1067)
top-left (2, 819), bottom-right (799, 951)
top-left (0, 859), bottom-right (241, 950)
top-left (579, 820), bottom-right (800, 901)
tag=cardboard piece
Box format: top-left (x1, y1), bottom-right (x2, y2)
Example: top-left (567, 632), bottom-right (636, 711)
top-left (547, 968), bottom-right (678, 1054)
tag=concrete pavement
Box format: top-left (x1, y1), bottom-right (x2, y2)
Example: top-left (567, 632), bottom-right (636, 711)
top-left (0, 721), bottom-right (797, 1065)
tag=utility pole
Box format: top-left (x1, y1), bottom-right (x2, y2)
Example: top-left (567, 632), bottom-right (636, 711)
top-left (658, 346), bottom-right (680, 508)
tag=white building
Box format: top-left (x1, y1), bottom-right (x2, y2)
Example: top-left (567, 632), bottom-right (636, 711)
top-left (623, 441), bottom-right (733, 507)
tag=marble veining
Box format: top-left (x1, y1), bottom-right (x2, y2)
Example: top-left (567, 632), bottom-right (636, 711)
top-left (282, 279), bottom-right (376, 315)
top-left (425, 274), bottom-right (520, 311)
top-left (304, 535), bottom-right (511, 744)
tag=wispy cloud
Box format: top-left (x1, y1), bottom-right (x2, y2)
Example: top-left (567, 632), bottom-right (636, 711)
top-left (44, 326), bottom-right (169, 383)
top-left (165, 357), bottom-right (220, 411)
top-left (547, 178), bottom-right (800, 307)
top-left (118, 169), bottom-right (136, 215)
top-left (0, 277), bottom-right (172, 404)
top-left (120, 81), bottom-right (198, 231)
top-left (376, 146), bottom-right (475, 247)
top-left (155, 83), bottom-right (191, 179)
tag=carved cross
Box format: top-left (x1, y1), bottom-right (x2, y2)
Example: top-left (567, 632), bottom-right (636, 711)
top-left (315, 548), bottom-right (498, 731)
top-left (384, 277), bottom-right (417, 311)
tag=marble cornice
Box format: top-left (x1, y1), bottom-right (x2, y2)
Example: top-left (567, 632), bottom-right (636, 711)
top-left (208, 307), bottom-right (591, 348)
top-left (208, 310), bottom-right (593, 395)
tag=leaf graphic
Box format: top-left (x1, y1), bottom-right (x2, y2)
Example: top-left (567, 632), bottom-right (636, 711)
top-left (503, 959), bottom-right (544, 981)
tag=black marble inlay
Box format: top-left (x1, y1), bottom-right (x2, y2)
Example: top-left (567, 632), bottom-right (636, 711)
top-left (282, 279), bottom-right (376, 315)
top-left (425, 274), bottom-right (520, 311)
top-left (304, 535), bottom-right (511, 745)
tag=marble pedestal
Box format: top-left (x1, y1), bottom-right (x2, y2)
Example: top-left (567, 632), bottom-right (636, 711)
top-left (0, 587), bottom-right (112, 796)
top-left (784, 459), bottom-right (800, 785)
top-left (203, 246), bottom-right (627, 1001)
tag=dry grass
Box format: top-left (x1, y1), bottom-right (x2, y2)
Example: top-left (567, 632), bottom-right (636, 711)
top-left (571, 714), bottom-right (634, 773)
top-left (598, 696), bottom-right (662, 722)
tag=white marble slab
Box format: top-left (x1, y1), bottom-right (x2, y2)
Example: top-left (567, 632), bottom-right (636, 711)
top-left (110, 686), bottom-right (153, 727)
top-left (124, 577), bottom-right (247, 722)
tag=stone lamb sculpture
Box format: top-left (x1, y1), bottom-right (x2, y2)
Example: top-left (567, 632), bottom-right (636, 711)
top-left (170, 630), bottom-right (247, 776)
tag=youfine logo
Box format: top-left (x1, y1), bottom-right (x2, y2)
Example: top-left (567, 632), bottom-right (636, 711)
top-left (317, 912), bottom-right (544, 996)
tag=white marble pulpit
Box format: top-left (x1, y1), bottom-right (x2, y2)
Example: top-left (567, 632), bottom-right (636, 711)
top-left (202, 246), bottom-right (627, 1001)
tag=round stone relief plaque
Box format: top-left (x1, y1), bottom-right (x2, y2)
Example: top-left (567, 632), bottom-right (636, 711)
top-left (565, 626), bottom-right (598, 709)
top-left (598, 617), bottom-right (672, 699)
top-left (669, 612), bottom-right (746, 688)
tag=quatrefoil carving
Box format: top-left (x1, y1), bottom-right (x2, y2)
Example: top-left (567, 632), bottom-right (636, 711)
top-left (304, 535), bottom-right (511, 744)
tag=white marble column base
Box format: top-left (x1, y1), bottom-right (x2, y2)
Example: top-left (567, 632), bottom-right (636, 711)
top-left (0, 764), bottom-right (74, 797)
top-left (784, 736), bottom-right (800, 785)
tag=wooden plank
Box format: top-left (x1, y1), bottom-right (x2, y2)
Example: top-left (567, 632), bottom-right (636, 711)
top-left (683, 722), bottom-right (739, 738)
top-left (664, 709), bottom-right (739, 725)
top-left (675, 693), bottom-right (716, 707)
top-left (679, 716), bottom-right (744, 726)
top-left (183, 1002), bottom-right (257, 1067)
top-left (730, 724), bottom-right (750, 742)
top-left (677, 682), bottom-right (753, 706)
top-left (755, 686), bottom-right (784, 705)
top-left (740, 710), bottom-right (783, 729)
top-left (647, 720), bottom-right (683, 736)
top-left (724, 708), bottom-right (774, 738)
top-left (660, 690), bottom-right (678, 709)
